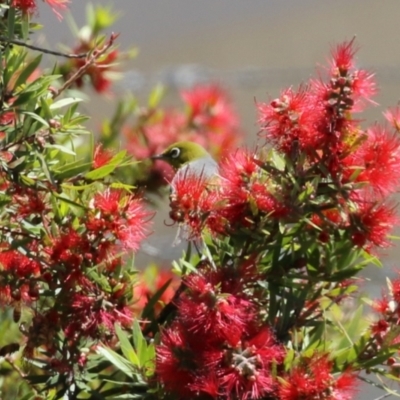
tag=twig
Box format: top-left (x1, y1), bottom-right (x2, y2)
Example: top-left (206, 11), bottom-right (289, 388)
top-left (5, 355), bottom-right (26, 377)
top-left (52, 32), bottom-right (119, 99)
top-left (0, 36), bottom-right (87, 59)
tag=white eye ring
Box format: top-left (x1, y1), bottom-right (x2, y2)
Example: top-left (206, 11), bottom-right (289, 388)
top-left (169, 147), bottom-right (181, 159)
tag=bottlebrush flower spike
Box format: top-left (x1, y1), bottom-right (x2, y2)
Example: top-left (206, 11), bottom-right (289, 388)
top-left (218, 326), bottom-right (285, 400)
top-left (91, 189), bottom-right (152, 251)
top-left (178, 273), bottom-right (254, 345)
top-left (65, 292), bottom-right (132, 339)
top-left (349, 197), bottom-right (398, 250)
top-left (278, 353), bottom-right (357, 400)
top-left (328, 40), bottom-right (377, 112)
top-left (214, 148), bottom-right (289, 232)
top-left (330, 40), bottom-right (358, 73)
top-left (44, 0), bottom-right (69, 20)
top-left (344, 125), bottom-right (400, 196)
top-left (0, 249), bottom-right (40, 279)
top-left (169, 170), bottom-right (211, 239)
top-left (12, 0), bottom-right (36, 13)
top-left (181, 84), bottom-right (239, 132)
top-left (92, 144), bottom-right (114, 169)
top-left (258, 87), bottom-right (320, 155)
top-left (384, 106), bottom-right (400, 131)
top-left (156, 322), bottom-right (200, 398)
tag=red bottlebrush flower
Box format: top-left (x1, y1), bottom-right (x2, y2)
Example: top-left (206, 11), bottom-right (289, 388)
top-left (384, 106), bottom-right (400, 131)
top-left (43, 0), bottom-right (69, 20)
top-left (372, 295), bottom-right (391, 315)
top-left (251, 181), bottom-right (289, 218)
top-left (330, 40), bottom-right (358, 74)
top-left (189, 372), bottom-right (221, 399)
top-left (370, 318), bottom-right (390, 339)
top-left (310, 209), bottom-right (345, 229)
top-left (93, 188), bottom-right (123, 215)
top-left (279, 354), bottom-right (357, 400)
top-left (12, 0), bottom-right (36, 13)
top-left (92, 189), bottom-right (152, 252)
top-left (156, 323), bottom-right (199, 397)
top-left (181, 84), bottom-right (239, 133)
top-left (92, 144), bottom-right (114, 169)
top-left (351, 69), bottom-right (377, 109)
top-left (321, 40), bottom-right (376, 115)
top-left (258, 87), bottom-right (321, 155)
top-left (220, 148), bottom-right (258, 188)
top-left (214, 148), bottom-right (288, 231)
top-left (219, 326), bottom-right (285, 400)
top-left (178, 273), bottom-right (254, 346)
top-left (65, 293), bottom-right (132, 339)
top-left (0, 249), bottom-right (40, 278)
top-left (344, 126), bottom-right (400, 196)
top-left (350, 198), bottom-right (398, 249)
top-left (12, 187), bottom-right (47, 219)
top-left (50, 227), bottom-right (89, 269)
top-left (169, 170), bottom-right (211, 239)
top-left (117, 195), bottom-right (153, 251)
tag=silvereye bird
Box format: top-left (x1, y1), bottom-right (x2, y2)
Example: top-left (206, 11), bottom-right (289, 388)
top-left (151, 141), bottom-right (219, 187)
top-left (149, 141), bottom-right (219, 256)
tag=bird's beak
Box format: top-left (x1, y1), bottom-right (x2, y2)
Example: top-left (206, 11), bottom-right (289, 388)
top-left (150, 154), bottom-right (164, 161)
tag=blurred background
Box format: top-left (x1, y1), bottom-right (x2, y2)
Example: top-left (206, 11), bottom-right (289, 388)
top-left (38, 1), bottom-right (400, 398)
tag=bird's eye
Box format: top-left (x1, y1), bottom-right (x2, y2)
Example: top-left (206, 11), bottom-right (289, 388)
top-left (169, 147), bottom-right (181, 159)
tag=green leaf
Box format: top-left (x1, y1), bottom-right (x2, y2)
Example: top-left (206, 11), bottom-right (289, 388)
top-left (37, 153), bottom-right (55, 185)
top-left (141, 278), bottom-right (172, 320)
top-left (49, 97), bottom-right (83, 110)
top-left (52, 192), bottom-right (87, 210)
top-left (40, 97), bottom-right (53, 119)
top-left (17, 394), bottom-right (36, 400)
top-left (360, 350), bottom-right (398, 369)
top-left (96, 346), bottom-right (135, 378)
top-left (84, 163), bottom-right (117, 180)
top-left (132, 319), bottom-right (144, 365)
top-left (7, 6), bottom-right (15, 39)
top-left (44, 144), bottom-right (76, 156)
top-left (21, 13), bottom-right (29, 39)
top-left (14, 54), bottom-right (42, 89)
top-left (53, 160), bottom-right (92, 181)
top-left (11, 91), bottom-right (34, 107)
top-left (115, 323), bottom-right (140, 367)
top-left (305, 321), bottom-right (325, 350)
top-left (22, 111), bottom-right (49, 128)
top-left (148, 84), bottom-right (165, 108)
top-left (109, 149), bottom-right (128, 165)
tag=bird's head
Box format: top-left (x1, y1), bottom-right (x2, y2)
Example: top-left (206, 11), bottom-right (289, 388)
top-left (151, 141), bottom-right (211, 169)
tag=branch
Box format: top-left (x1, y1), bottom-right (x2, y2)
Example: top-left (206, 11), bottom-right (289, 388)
top-left (0, 36), bottom-right (87, 59)
top-left (52, 32), bottom-right (119, 99)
